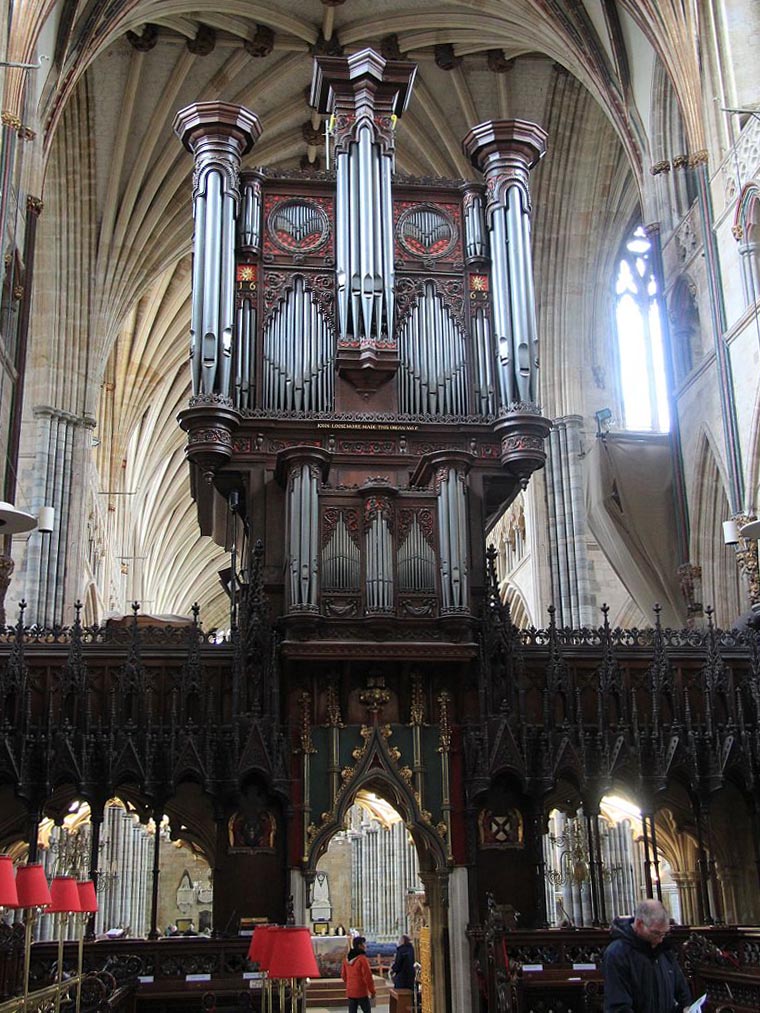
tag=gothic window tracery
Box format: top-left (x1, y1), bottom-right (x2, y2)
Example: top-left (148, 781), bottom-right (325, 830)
top-left (614, 226), bottom-right (669, 433)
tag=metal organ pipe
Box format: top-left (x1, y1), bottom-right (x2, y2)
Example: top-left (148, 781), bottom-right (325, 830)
top-left (462, 119), bottom-right (547, 409)
top-left (464, 191), bottom-right (487, 261)
top-left (287, 462), bottom-right (320, 611)
top-left (435, 462), bottom-right (470, 612)
top-left (398, 283), bottom-right (468, 415)
top-left (174, 104), bottom-right (262, 399)
top-left (263, 279), bottom-right (335, 411)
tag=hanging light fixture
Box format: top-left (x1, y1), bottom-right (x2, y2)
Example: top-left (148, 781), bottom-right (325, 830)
top-left (0, 502), bottom-right (55, 534)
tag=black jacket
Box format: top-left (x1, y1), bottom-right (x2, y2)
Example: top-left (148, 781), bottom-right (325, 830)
top-left (602, 917), bottom-right (692, 1013)
top-left (391, 941), bottom-right (416, 990)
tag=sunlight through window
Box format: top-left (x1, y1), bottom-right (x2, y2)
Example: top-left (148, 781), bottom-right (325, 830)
top-left (615, 226), bottom-right (670, 432)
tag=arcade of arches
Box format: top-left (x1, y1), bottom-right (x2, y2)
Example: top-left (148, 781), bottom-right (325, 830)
top-left (2, 2), bottom-right (760, 1012)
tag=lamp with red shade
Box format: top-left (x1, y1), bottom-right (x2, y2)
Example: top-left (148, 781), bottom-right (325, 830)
top-left (267, 927), bottom-right (320, 1013)
top-left (48, 877), bottom-right (82, 1013)
top-left (248, 925), bottom-right (280, 1013)
top-left (15, 864), bottom-right (52, 1008)
top-left (75, 882), bottom-right (98, 1013)
top-left (0, 855), bottom-right (18, 910)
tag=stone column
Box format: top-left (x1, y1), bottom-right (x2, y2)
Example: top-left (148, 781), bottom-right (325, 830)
top-left (545, 415), bottom-right (594, 626)
top-left (18, 406), bottom-right (94, 627)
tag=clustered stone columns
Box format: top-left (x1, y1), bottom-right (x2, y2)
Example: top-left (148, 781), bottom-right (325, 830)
top-left (174, 102), bottom-right (261, 479)
top-left (546, 415), bottom-right (594, 627)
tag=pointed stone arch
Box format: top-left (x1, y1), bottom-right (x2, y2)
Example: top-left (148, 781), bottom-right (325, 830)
top-left (690, 430), bottom-right (742, 624)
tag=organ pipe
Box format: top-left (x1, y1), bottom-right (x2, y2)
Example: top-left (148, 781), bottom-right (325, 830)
top-left (462, 119), bottom-right (547, 408)
top-left (312, 50), bottom-right (416, 346)
top-left (263, 278), bottom-right (335, 411)
top-left (174, 103), bottom-right (262, 399)
top-left (397, 283), bottom-right (468, 415)
top-left (433, 458), bottom-right (471, 612)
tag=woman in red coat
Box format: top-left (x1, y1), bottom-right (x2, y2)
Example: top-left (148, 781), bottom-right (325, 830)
top-left (341, 936), bottom-right (375, 1012)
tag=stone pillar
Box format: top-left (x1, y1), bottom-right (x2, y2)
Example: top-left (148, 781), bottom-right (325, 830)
top-left (275, 447), bottom-right (331, 613)
top-left (447, 867), bottom-right (472, 1011)
top-left (545, 415), bottom-right (594, 626)
top-left (19, 406), bottom-right (94, 627)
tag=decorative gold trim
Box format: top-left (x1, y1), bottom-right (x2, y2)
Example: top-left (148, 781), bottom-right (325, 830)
top-left (26, 196), bottom-right (44, 215)
top-left (1, 111), bottom-right (21, 129)
top-left (732, 224), bottom-right (744, 241)
top-left (410, 672), bottom-right (425, 725)
top-left (437, 691), bottom-right (451, 753)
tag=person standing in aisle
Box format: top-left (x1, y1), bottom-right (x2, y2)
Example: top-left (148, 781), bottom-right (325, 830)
top-left (341, 935), bottom-right (376, 1012)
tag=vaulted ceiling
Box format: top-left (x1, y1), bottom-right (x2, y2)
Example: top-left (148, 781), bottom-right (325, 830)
top-left (11, 1), bottom-right (703, 627)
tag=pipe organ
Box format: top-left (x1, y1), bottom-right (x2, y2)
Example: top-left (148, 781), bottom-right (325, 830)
top-left (176, 47), bottom-right (551, 629)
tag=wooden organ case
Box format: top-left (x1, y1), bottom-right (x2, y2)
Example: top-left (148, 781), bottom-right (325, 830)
top-left (174, 48), bottom-right (551, 654)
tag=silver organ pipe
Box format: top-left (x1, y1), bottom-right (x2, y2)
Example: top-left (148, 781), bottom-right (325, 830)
top-left (322, 514), bottom-right (360, 590)
top-left (175, 104), bottom-right (261, 399)
top-left (397, 283), bottom-right (468, 415)
top-left (365, 506), bottom-right (393, 613)
top-left (398, 516), bottom-right (435, 592)
top-left (471, 307), bottom-right (496, 415)
top-left (238, 177), bottom-right (262, 253)
top-left (287, 462), bottom-right (320, 611)
top-left (464, 191), bottom-right (487, 261)
top-left (490, 205), bottom-right (515, 404)
top-left (339, 129), bottom-right (395, 342)
top-left (436, 466), bottom-right (469, 612)
top-left (263, 278), bottom-right (336, 410)
top-left (234, 297), bottom-right (256, 410)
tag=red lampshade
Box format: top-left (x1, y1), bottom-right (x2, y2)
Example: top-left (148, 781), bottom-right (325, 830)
top-left (248, 924), bottom-right (279, 970)
top-left (15, 864), bottom-right (51, 909)
top-left (77, 880), bottom-right (98, 914)
top-left (47, 876), bottom-right (82, 914)
top-left (0, 856), bottom-right (18, 908)
top-left (267, 927), bottom-right (320, 979)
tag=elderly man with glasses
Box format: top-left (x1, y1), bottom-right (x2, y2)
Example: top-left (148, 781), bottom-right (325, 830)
top-left (603, 900), bottom-right (693, 1013)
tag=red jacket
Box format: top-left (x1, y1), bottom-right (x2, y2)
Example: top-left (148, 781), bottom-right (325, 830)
top-left (341, 951), bottom-right (375, 999)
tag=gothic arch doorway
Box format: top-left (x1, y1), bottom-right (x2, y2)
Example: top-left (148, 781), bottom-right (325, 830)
top-left (299, 723), bottom-right (451, 1012)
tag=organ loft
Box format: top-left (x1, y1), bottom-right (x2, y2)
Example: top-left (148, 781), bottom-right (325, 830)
top-left (3, 38), bottom-right (760, 1013)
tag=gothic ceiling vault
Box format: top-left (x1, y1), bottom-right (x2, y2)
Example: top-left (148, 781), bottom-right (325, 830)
top-left (8, 1), bottom-right (704, 626)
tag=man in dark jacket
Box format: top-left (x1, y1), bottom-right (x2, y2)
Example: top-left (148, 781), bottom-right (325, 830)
top-left (391, 934), bottom-right (416, 990)
top-left (603, 900), bottom-right (692, 1013)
